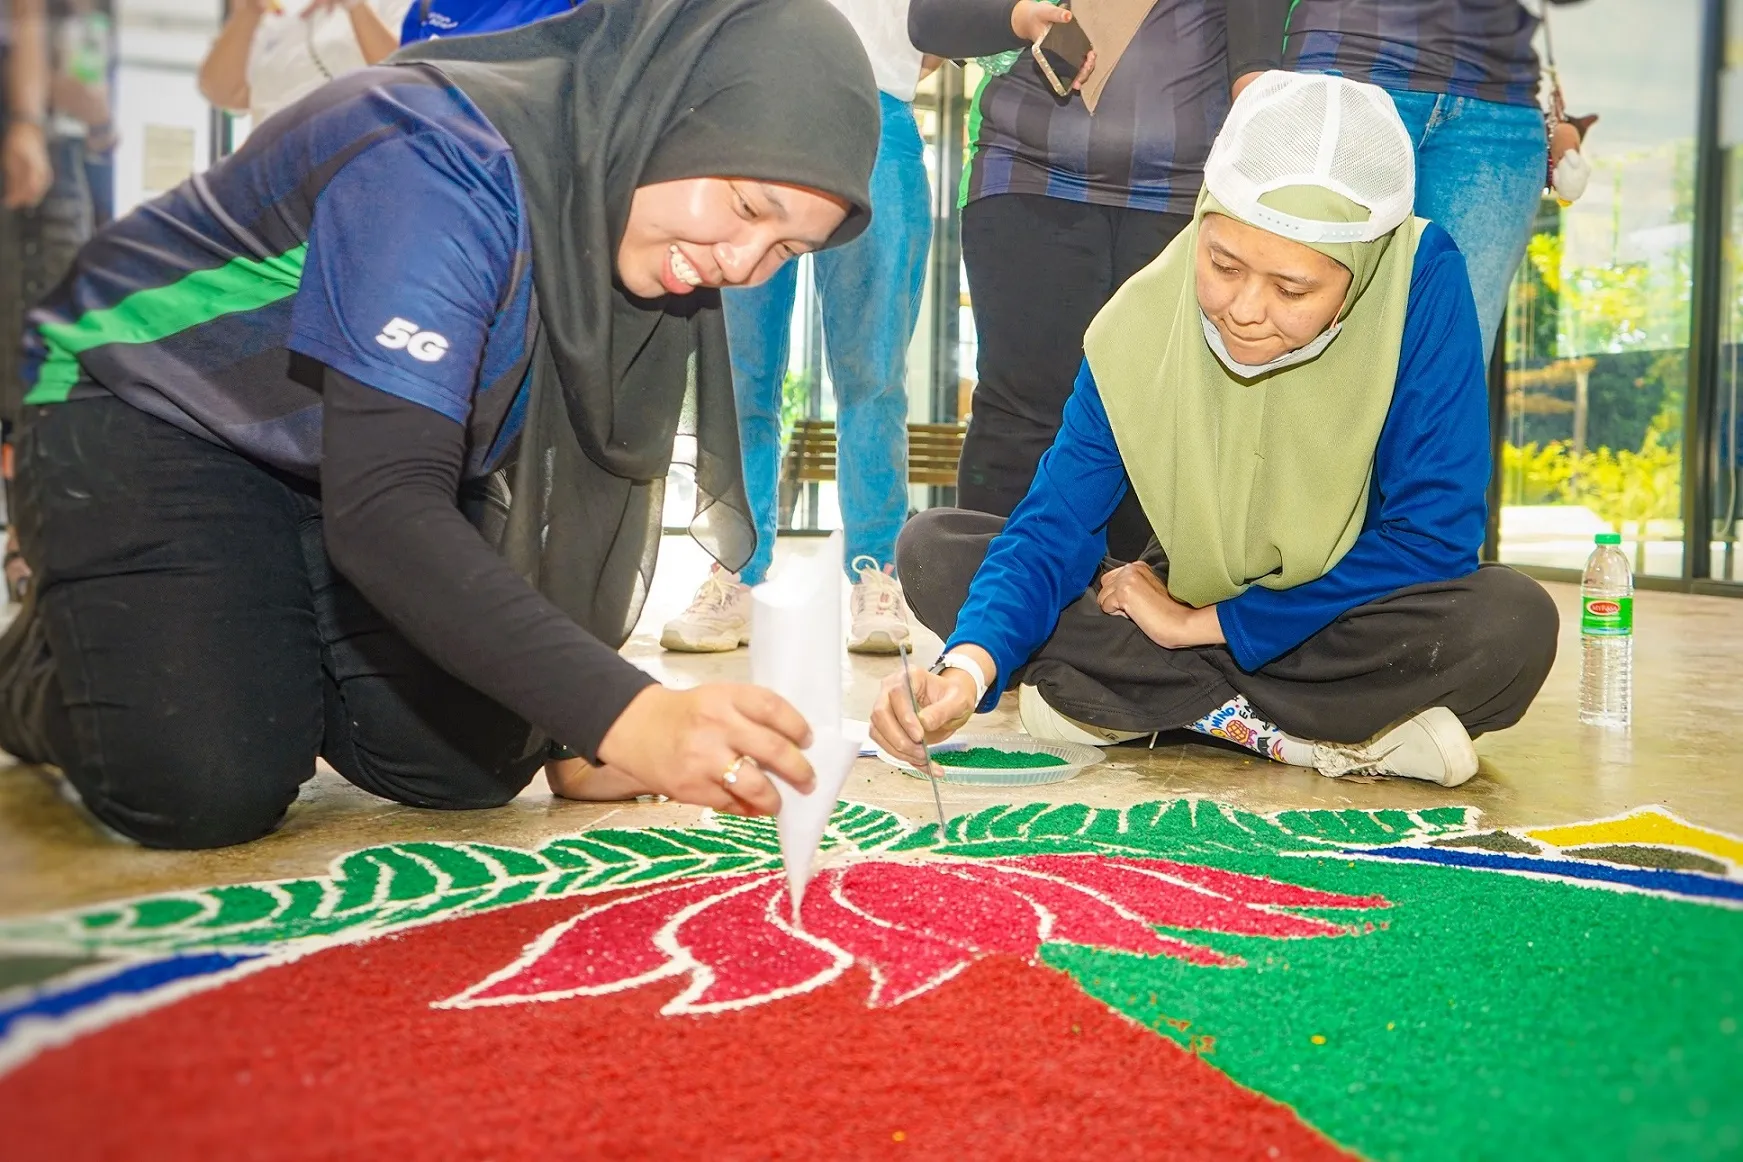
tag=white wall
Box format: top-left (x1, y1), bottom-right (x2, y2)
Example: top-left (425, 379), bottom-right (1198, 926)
top-left (111, 0), bottom-right (222, 217)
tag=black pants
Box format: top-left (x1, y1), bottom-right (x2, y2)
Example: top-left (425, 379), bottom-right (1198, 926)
top-left (958, 193), bottom-right (1191, 562)
top-left (10, 398), bottom-right (542, 849)
top-left (898, 509), bottom-right (1560, 744)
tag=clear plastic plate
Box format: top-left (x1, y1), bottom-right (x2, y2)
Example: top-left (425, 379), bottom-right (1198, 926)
top-left (874, 732), bottom-right (1104, 787)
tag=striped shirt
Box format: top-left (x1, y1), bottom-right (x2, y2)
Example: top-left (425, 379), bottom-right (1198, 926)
top-left (22, 66), bottom-right (536, 481)
top-left (1281, 0), bottom-right (1553, 108)
top-left (912, 0), bottom-right (1279, 213)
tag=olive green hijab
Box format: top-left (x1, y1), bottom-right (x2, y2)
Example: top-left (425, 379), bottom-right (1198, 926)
top-left (1086, 183), bottom-right (1424, 608)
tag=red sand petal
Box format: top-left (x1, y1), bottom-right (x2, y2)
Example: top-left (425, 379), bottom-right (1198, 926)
top-left (797, 869), bottom-right (972, 1005)
top-left (1105, 856), bottom-right (1388, 910)
top-left (1007, 855), bottom-right (1348, 938)
top-left (961, 862), bottom-right (1235, 967)
top-left (836, 862), bottom-right (1041, 954)
top-left (465, 874), bottom-right (760, 1003)
top-left (664, 877), bottom-right (847, 1011)
top-left (1, 892), bottom-right (1360, 1161)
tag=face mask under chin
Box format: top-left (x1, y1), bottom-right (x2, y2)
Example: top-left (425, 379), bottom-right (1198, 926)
top-left (1198, 310), bottom-right (1343, 379)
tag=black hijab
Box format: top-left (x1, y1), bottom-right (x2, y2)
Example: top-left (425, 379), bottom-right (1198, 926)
top-left (395, 0), bottom-right (879, 647)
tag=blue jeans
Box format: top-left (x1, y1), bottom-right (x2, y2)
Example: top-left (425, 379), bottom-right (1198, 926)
top-left (1385, 89), bottom-right (1547, 359)
top-left (724, 91), bottom-right (932, 585)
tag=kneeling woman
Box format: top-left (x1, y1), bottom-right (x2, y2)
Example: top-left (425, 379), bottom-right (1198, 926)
top-left (873, 73), bottom-right (1558, 788)
top-left (0, 0), bottom-right (880, 847)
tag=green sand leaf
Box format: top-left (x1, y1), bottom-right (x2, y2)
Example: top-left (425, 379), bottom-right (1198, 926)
top-left (194, 885), bottom-right (285, 929)
top-left (131, 898), bottom-right (209, 930)
top-left (0, 799), bottom-right (1468, 957)
top-left (391, 843), bottom-right (505, 889)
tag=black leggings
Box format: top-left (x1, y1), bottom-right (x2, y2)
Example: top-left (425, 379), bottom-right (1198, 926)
top-left (957, 193), bottom-right (1191, 561)
top-left (12, 397), bottom-right (542, 849)
top-left (898, 509), bottom-right (1560, 744)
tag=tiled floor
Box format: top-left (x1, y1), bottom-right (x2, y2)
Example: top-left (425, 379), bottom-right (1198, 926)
top-left (3, 535), bottom-right (1739, 917)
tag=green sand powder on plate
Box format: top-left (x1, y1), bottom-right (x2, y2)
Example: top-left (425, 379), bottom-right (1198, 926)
top-left (931, 747), bottom-right (1067, 769)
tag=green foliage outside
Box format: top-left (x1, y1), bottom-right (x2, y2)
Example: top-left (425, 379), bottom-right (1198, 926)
top-left (1503, 422), bottom-right (1682, 572)
top-left (780, 370), bottom-right (814, 443)
top-left (1502, 147), bottom-right (1698, 569)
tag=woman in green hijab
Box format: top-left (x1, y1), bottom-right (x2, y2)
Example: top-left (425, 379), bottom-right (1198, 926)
top-left (871, 72), bottom-right (1558, 788)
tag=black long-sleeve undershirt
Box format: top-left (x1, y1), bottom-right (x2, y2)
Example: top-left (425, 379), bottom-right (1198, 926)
top-left (319, 368), bottom-right (655, 763)
top-left (908, 0), bottom-right (1026, 61)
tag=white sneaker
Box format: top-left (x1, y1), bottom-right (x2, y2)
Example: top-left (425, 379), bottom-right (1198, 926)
top-left (1017, 683), bottom-right (1147, 746)
top-left (660, 567), bottom-right (752, 653)
top-left (847, 557), bottom-right (912, 655)
top-left (1310, 707), bottom-right (1478, 787)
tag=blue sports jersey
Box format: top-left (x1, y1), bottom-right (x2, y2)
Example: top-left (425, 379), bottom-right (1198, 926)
top-left (22, 65), bottom-right (537, 481)
top-left (400, 0), bottom-right (578, 44)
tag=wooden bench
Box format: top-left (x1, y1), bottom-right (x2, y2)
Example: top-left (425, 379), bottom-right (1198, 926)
top-left (778, 419), bottom-right (966, 527)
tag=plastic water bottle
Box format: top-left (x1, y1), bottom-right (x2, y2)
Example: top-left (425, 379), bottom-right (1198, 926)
top-left (1578, 532), bottom-right (1633, 728)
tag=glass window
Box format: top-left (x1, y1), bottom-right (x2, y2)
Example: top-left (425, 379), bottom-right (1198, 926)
top-left (1710, 0), bottom-right (1743, 580)
top-left (1499, 0), bottom-right (1699, 578)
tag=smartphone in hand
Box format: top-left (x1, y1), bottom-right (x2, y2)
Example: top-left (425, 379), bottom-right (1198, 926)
top-left (1031, 16), bottom-right (1093, 97)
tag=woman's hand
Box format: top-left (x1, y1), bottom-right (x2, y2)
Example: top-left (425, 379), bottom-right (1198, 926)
top-left (1097, 563), bottom-right (1227, 649)
top-left (1009, 2), bottom-right (1096, 90)
top-left (869, 666), bottom-right (978, 767)
top-left (545, 755), bottom-right (656, 804)
top-left (596, 684), bottom-right (815, 816)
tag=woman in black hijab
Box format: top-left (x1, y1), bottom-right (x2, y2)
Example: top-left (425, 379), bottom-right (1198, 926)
top-left (0, 0), bottom-right (881, 848)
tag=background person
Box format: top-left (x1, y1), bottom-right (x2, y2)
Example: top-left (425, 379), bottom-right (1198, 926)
top-left (1, 0), bottom-right (54, 606)
top-left (662, 0), bottom-right (939, 658)
top-left (0, 0), bottom-right (879, 848)
top-left (872, 73), bottom-right (1558, 790)
top-left (908, 0), bottom-right (1286, 562)
top-left (1, 0), bottom-right (51, 215)
top-left (399, 0), bottom-right (578, 43)
top-left (1261, 0), bottom-right (1591, 360)
top-left (198, 0), bottom-right (410, 125)
top-left (3, 0), bottom-right (107, 604)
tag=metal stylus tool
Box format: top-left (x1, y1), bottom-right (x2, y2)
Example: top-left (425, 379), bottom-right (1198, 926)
top-left (897, 640), bottom-right (949, 836)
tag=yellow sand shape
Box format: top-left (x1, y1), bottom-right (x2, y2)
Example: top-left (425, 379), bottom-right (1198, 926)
top-left (1527, 807), bottom-right (1743, 870)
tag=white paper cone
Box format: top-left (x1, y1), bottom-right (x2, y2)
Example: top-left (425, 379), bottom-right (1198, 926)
top-left (750, 533), bottom-right (860, 916)
top-left (771, 732), bottom-right (862, 916)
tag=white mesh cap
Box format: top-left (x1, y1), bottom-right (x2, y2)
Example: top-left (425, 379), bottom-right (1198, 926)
top-left (1204, 71), bottom-right (1415, 245)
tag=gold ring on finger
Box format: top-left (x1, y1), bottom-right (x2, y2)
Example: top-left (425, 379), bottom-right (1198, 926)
top-left (722, 754), bottom-right (754, 787)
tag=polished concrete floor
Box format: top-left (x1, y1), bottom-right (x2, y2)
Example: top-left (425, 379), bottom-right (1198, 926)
top-left (3, 535), bottom-right (1740, 918)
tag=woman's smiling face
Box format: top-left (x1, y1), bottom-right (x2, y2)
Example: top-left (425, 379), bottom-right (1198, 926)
top-left (1194, 211), bottom-right (1353, 365)
top-left (615, 177), bottom-right (849, 299)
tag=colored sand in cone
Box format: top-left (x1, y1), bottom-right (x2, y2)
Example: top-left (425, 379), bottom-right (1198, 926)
top-left (932, 748), bottom-right (1066, 769)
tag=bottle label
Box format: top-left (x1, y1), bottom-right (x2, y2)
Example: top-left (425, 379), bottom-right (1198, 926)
top-left (1581, 595), bottom-right (1633, 636)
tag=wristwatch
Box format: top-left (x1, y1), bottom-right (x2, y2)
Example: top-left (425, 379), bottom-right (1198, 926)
top-left (929, 650), bottom-right (989, 708)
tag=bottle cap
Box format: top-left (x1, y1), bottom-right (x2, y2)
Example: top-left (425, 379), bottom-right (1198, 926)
top-left (1595, 533), bottom-right (1621, 545)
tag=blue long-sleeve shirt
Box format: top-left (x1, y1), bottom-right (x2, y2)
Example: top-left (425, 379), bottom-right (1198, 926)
top-left (946, 222), bottom-right (1489, 708)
